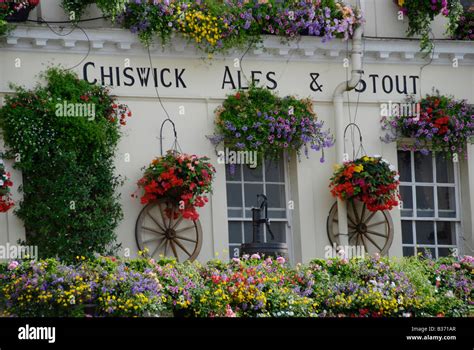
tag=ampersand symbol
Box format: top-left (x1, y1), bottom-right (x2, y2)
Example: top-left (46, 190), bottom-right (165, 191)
top-left (310, 73), bottom-right (323, 92)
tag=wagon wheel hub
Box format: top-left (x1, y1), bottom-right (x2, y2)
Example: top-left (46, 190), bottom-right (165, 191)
top-left (356, 223), bottom-right (367, 234)
top-left (164, 228), bottom-right (176, 239)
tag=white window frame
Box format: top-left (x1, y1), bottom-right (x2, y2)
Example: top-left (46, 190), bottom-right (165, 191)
top-left (399, 150), bottom-right (461, 258)
top-left (226, 156), bottom-right (292, 260)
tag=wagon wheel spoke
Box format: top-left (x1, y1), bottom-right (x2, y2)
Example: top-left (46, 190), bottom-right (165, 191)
top-left (173, 238), bottom-right (192, 257)
top-left (366, 229), bottom-right (388, 238)
top-left (347, 212), bottom-right (357, 226)
top-left (158, 202), bottom-right (171, 229)
top-left (366, 221), bottom-right (386, 228)
top-left (363, 211), bottom-right (377, 225)
top-left (175, 235), bottom-right (197, 243)
top-left (175, 224), bottom-right (196, 234)
top-left (151, 237), bottom-right (167, 258)
top-left (363, 232), bottom-right (383, 252)
top-left (142, 226), bottom-right (164, 236)
top-left (170, 240), bottom-right (179, 262)
top-left (147, 212), bottom-right (166, 232)
top-left (350, 200), bottom-right (360, 223)
top-left (360, 203), bottom-right (367, 223)
top-left (143, 237), bottom-right (161, 244)
top-left (168, 205), bottom-right (176, 229)
top-left (361, 235), bottom-right (369, 252)
top-left (172, 215), bottom-right (185, 229)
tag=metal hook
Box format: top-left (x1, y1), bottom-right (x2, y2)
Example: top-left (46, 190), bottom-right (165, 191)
top-left (159, 119), bottom-right (178, 156)
top-left (343, 122), bottom-right (366, 160)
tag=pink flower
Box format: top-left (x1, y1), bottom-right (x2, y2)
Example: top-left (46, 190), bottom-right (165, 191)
top-left (225, 305), bottom-right (236, 318)
top-left (276, 256), bottom-right (285, 264)
top-left (265, 257), bottom-right (272, 264)
top-left (453, 263), bottom-right (460, 269)
top-left (232, 258), bottom-right (240, 264)
top-left (250, 253), bottom-right (261, 260)
top-left (7, 261), bottom-right (19, 270)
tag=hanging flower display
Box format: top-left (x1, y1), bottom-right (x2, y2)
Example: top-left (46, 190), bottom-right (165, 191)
top-left (381, 93), bottom-right (474, 159)
top-left (137, 151), bottom-right (216, 221)
top-left (209, 86), bottom-right (334, 163)
top-left (0, 159), bottom-right (14, 213)
top-left (329, 156), bottom-right (400, 212)
top-left (453, 5), bottom-right (474, 40)
top-left (393, 0), bottom-right (463, 53)
top-left (64, 0), bottom-right (363, 53)
top-left (2, 0), bottom-right (40, 22)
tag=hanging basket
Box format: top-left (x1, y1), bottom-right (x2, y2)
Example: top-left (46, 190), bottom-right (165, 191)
top-left (4, 2), bottom-right (38, 23)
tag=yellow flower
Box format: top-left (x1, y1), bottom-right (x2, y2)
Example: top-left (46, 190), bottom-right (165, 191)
top-left (398, 0), bottom-right (405, 7)
top-left (353, 165), bottom-right (364, 173)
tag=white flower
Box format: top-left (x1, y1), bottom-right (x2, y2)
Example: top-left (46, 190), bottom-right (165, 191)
top-left (394, 174), bottom-right (400, 181)
top-left (0, 180), bottom-right (3, 186)
top-left (373, 154), bottom-right (382, 158)
top-left (381, 158), bottom-right (389, 164)
top-left (402, 312), bottom-right (412, 317)
top-left (0, 159), bottom-right (3, 164)
top-left (445, 290), bottom-right (454, 298)
top-left (389, 164), bottom-right (396, 172)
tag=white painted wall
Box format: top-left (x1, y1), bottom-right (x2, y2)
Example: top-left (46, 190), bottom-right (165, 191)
top-left (0, 0), bottom-right (473, 262)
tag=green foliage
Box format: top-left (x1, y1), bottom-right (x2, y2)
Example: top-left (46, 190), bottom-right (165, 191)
top-left (395, 0), bottom-right (463, 53)
top-left (0, 67), bottom-right (126, 262)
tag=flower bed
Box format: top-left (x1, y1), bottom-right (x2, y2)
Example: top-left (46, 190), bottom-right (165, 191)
top-left (61, 0), bottom-right (363, 54)
top-left (209, 86), bottom-right (334, 163)
top-left (381, 93), bottom-right (474, 160)
top-left (329, 156), bottom-right (400, 212)
top-left (1, 254), bottom-right (472, 317)
top-left (136, 151), bottom-right (216, 221)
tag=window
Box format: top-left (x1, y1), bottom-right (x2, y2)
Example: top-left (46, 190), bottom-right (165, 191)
top-left (226, 158), bottom-right (290, 259)
top-left (398, 150), bottom-right (460, 258)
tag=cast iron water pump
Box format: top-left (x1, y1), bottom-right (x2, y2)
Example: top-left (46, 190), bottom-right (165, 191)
top-left (241, 194), bottom-right (288, 258)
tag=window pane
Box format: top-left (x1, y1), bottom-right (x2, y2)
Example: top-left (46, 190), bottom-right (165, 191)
top-left (266, 222), bottom-right (286, 243)
top-left (226, 164), bottom-right (242, 181)
top-left (227, 183), bottom-right (242, 207)
top-left (414, 152), bottom-right (433, 182)
top-left (399, 186), bottom-right (413, 217)
top-left (228, 208), bottom-right (243, 218)
top-left (229, 245), bottom-right (241, 259)
top-left (401, 221), bottom-right (413, 244)
top-left (415, 221), bottom-right (435, 244)
top-left (243, 165), bottom-right (263, 182)
top-left (244, 222), bottom-right (253, 243)
top-left (268, 210), bottom-right (287, 219)
top-left (265, 159), bottom-right (285, 183)
top-left (437, 187), bottom-right (456, 218)
top-left (403, 246), bottom-right (415, 257)
top-left (244, 184), bottom-right (264, 207)
top-left (266, 184), bottom-right (285, 208)
top-left (397, 151), bottom-right (412, 182)
top-left (436, 154), bottom-right (455, 183)
top-left (416, 187), bottom-right (434, 217)
top-left (436, 222), bottom-right (456, 245)
top-left (228, 222), bottom-right (243, 243)
top-left (418, 247), bottom-right (436, 259)
top-left (438, 247), bottom-right (456, 258)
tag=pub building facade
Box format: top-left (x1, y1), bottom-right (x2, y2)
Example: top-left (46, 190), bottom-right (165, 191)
top-left (0, 0), bottom-right (473, 264)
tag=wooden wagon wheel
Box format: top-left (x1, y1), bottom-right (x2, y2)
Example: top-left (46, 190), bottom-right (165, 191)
top-left (135, 200), bottom-right (202, 262)
top-left (326, 200), bottom-right (394, 256)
